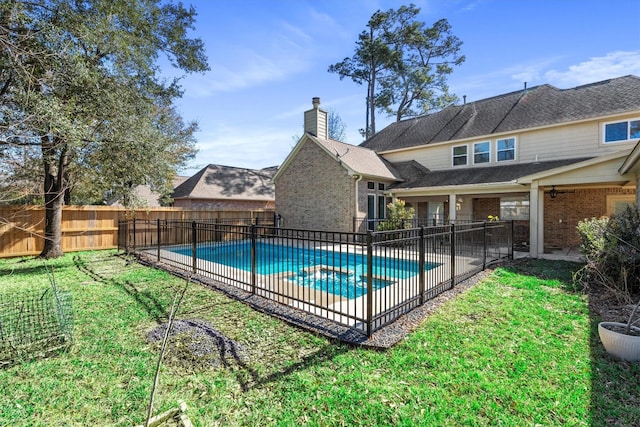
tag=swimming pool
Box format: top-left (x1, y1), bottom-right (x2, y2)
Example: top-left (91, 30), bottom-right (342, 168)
top-left (170, 240), bottom-right (438, 298)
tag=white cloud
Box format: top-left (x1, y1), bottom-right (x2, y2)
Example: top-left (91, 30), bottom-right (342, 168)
top-left (183, 48), bottom-right (312, 98)
top-left (452, 51), bottom-right (640, 102)
top-left (543, 51), bottom-right (640, 87)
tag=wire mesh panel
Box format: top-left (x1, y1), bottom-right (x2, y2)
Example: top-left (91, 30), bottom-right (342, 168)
top-left (0, 287), bottom-right (73, 366)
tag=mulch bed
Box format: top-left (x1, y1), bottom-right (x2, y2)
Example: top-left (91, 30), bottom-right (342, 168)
top-left (146, 319), bottom-right (250, 372)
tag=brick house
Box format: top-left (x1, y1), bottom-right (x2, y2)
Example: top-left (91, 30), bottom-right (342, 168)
top-left (274, 98), bottom-right (400, 232)
top-left (275, 76), bottom-right (640, 258)
top-left (172, 164), bottom-right (276, 210)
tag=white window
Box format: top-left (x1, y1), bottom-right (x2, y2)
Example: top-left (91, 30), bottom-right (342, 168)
top-left (606, 195), bottom-right (635, 215)
top-left (496, 137), bottom-right (516, 162)
top-left (473, 141), bottom-right (490, 164)
top-left (604, 119), bottom-right (640, 143)
top-left (500, 197), bottom-right (529, 220)
top-left (452, 145), bottom-right (468, 166)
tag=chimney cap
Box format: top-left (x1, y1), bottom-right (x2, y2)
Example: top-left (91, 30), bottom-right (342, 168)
top-left (312, 97), bottom-right (320, 108)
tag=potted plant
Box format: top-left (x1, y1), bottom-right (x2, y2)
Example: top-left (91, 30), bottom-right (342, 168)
top-left (598, 296), bottom-right (640, 362)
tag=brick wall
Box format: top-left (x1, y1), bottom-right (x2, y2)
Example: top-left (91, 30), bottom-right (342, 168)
top-left (544, 187), bottom-right (635, 249)
top-left (275, 139), bottom-right (354, 232)
top-left (472, 198), bottom-right (500, 220)
top-left (173, 199), bottom-right (274, 210)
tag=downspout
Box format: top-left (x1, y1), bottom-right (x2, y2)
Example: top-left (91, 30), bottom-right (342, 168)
top-left (353, 174), bottom-right (363, 231)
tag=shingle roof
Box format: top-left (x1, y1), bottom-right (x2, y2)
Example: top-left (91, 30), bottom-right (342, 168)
top-left (362, 75), bottom-right (640, 152)
top-left (108, 176), bottom-right (189, 207)
top-left (309, 134), bottom-right (402, 181)
top-left (390, 158), bottom-right (593, 189)
top-left (172, 164), bottom-right (276, 200)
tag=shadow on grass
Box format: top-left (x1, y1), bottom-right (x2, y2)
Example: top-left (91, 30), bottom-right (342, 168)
top-left (233, 340), bottom-right (351, 393)
top-left (72, 253), bottom-right (169, 323)
top-left (74, 253), bottom-right (354, 394)
top-left (502, 258), bottom-right (640, 425)
top-left (499, 258), bottom-right (584, 293)
top-left (586, 300), bottom-right (640, 426)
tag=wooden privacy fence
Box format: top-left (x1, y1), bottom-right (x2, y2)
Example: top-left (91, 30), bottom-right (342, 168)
top-left (0, 206), bottom-right (275, 258)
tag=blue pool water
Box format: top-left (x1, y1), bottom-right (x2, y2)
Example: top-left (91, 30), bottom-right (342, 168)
top-left (170, 241), bottom-right (438, 298)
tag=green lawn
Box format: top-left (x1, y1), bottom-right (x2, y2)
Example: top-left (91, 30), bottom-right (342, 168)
top-left (0, 250), bottom-right (638, 426)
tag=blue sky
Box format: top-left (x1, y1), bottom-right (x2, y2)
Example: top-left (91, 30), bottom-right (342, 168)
top-left (170, 0), bottom-right (640, 175)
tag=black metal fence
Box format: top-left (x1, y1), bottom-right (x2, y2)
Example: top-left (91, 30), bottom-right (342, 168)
top-left (353, 216), bottom-right (481, 233)
top-left (119, 219), bottom-right (512, 337)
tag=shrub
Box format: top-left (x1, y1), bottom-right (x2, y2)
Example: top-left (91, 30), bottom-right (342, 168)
top-left (576, 206), bottom-right (640, 301)
top-left (576, 216), bottom-right (608, 260)
top-left (377, 199), bottom-right (415, 231)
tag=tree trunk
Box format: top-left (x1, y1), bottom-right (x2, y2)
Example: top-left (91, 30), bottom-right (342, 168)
top-left (39, 137), bottom-right (67, 259)
top-left (41, 186), bottom-right (64, 259)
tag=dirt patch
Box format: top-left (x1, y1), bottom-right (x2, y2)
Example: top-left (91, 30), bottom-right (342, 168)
top-left (146, 319), bottom-right (249, 373)
top-left (589, 287), bottom-right (640, 326)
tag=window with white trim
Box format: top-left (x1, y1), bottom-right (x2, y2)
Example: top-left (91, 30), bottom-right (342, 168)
top-left (606, 194), bottom-right (635, 215)
top-left (496, 137), bottom-right (516, 162)
top-left (473, 141), bottom-right (490, 164)
top-left (500, 197), bottom-right (529, 220)
top-left (452, 145), bottom-right (467, 166)
top-left (604, 119), bottom-right (640, 143)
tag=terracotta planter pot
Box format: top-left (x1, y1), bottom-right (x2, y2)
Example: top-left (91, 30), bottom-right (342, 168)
top-left (598, 322), bottom-right (640, 362)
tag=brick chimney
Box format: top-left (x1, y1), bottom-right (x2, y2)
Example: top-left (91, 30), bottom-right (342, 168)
top-left (303, 97), bottom-right (328, 139)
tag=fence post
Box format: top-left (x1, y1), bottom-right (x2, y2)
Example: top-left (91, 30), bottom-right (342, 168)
top-left (510, 220), bottom-right (514, 259)
top-left (251, 224), bottom-right (257, 295)
top-left (157, 218), bottom-right (161, 262)
top-left (419, 226), bottom-right (425, 305)
top-left (366, 232), bottom-right (373, 338)
top-left (450, 223), bottom-right (456, 288)
top-left (132, 219), bottom-right (137, 251)
top-left (483, 222), bottom-right (488, 270)
top-left (191, 221), bottom-right (197, 273)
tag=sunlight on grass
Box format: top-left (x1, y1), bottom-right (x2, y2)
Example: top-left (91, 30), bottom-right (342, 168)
top-left (0, 253), bottom-right (638, 426)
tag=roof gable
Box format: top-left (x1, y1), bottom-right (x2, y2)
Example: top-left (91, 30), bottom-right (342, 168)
top-left (274, 133), bottom-right (402, 182)
top-left (362, 75), bottom-right (640, 152)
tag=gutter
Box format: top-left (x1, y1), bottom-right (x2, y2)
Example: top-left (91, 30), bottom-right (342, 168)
top-left (353, 174), bottom-right (363, 221)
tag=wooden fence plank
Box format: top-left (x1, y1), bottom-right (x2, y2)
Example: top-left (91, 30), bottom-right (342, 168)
top-left (0, 206), bottom-right (274, 258)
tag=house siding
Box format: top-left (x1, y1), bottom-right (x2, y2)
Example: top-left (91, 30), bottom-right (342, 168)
top-left (381, 117), bottom-right (637, 171)
top-left (276, 139), bottom-right (354, 232)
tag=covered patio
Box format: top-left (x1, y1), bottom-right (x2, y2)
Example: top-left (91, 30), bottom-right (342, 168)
top-left (387, 149), bottom-right (637, 259)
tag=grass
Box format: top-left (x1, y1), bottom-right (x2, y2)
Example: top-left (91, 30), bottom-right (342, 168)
top-left (0, 250), bottom-right (638, 426)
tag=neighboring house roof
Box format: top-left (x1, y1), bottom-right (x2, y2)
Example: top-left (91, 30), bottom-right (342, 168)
top-left (108, 175), bottom-right (189, 207)
top-left (390, 158), bottom-right (593, 190)
top-left (362, 75), bottom-right (640, 152)
top-left (172, 164), bottom-right (276, 201)
top-left (274, 133), bottom-right (402, 182)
